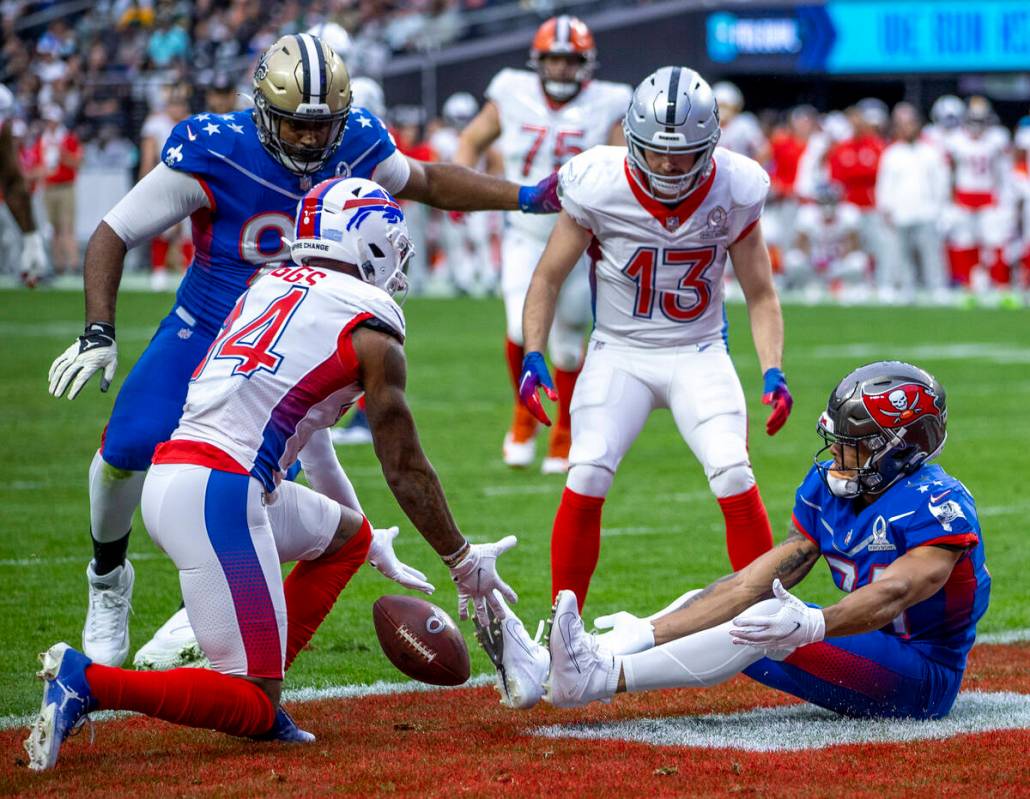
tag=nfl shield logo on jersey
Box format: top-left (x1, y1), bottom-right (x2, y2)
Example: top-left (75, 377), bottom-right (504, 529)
top-left (665, 216), bottom-right (679, 230)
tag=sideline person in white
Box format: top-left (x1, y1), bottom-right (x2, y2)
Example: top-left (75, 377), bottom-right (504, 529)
top-left (455, 14), bottom-right (632, 474)
top-left (518, 66), bottom-right (792, 615)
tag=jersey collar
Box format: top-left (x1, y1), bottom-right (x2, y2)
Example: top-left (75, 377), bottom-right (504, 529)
top-left (623, 157), bottom-right (717, 231)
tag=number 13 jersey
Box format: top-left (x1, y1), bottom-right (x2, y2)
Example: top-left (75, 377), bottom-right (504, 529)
top-left (558, 146), bottom-right (770, 348)
top-left (487, 68), bottom-right (631, 241)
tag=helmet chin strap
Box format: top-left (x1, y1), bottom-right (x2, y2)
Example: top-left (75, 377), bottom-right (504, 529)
top-left (827, 474), bottom-right (861, 499)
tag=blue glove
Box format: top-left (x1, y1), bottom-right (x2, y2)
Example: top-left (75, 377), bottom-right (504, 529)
top-left (761, 367), bottom-right (793, 436)
top-left (517, 172), bottom-right (560, 214)
top-left (518, 351), bottom-right (557, 426)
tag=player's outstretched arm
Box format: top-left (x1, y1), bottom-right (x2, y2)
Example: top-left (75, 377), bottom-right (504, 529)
top-left (0, 124), bottom-right (36, 234)
top-left (453, 101), bottom-right (501, 168)
top-left (820, 545), bottom-right (964, 638)
top-left (651, 527), bottom-right (820, 645)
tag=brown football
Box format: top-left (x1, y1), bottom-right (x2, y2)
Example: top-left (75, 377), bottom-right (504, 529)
top-left (372, 595), bottom-right (470, 686)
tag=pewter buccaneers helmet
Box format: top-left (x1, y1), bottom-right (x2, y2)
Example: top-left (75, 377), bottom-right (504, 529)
top-left (815, 362), bottom-right (948, 498)
top-left (253, 33), bottom-right (351, 175)
top-left (624, 66), bottom-right (721, 202)
top-left (290, 177), bottom-right (414, 296)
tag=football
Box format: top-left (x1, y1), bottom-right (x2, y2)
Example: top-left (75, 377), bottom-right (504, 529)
top-left (372, 595), bottom-right (470, 686)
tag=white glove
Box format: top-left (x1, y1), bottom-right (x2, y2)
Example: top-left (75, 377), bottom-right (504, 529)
top-left (594, 611), bottom-right (655, 656)
top-left (48, 323), bottom-right (118, 399)
top-left (447, 535), bottom-right (518, 624)
top-left (20, 230), bottom-right (46, 286)
top-left (730, 579), bottom-right (825, 650)
top-left (366, 525), bottom-right (435, 595)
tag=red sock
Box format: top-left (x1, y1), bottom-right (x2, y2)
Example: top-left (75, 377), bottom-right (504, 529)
top-left (151, 236), bottom-right (169, 271)
top-left (551, 487), bottom-right (605, 611)
top-left (283, 517), bottom-right (372, 671)
top-left (947, 247), bottom-right (978, 286)
top-left (553, 366), bottom-right (580, 433)
top-left (85, 665), bottom-right (275, 737)
top-left (504, 338), bottom-right (524, 393)
top-left (718, 484), bottom-right (774, 571)
top-left (989, 248), bottom-right (1009, 286)
top-left (181, 240), bottom-right (195, 267)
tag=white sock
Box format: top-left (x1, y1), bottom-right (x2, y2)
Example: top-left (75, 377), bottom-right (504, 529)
top-left (622, 599), bottom-right (779, 692)
top-left (89, 450), bottom-right (147, 543)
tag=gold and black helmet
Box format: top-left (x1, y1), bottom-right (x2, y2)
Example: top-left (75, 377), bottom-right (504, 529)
top-left (253, 33), bottom-right (351, 175)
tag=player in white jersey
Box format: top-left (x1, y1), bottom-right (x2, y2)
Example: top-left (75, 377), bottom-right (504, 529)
top-left (431, 92), bottom-right (501, 296)
top-left (0, 83), bottom-right (47, 286)
top-left (24, 178), bottom-right (520, 770)
top-left (944, 97), bottom-right (1015, 289)
top-left (923, 94), bottom-right (964, 154)
top-left (712, 81), bottom-right (770, 163)
top-left (456, 15), bottom-right (632, 474)
top-left (519, 67), bottom-right (791, 612)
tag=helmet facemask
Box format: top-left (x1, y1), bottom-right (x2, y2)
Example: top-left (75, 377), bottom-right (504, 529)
top-left (532, 53), bottom-right (595, 102)
top-left (624, 117), bottom-right (719, 203)
top-left (255, 92), bottom-right (349, 175)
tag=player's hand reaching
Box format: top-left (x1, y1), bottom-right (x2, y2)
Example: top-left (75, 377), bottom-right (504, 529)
top-left (594, 610), bottom-right (656, 656)
top-left (761, 367), bottom-right (793, 436)
top-left (730, 579), bottom-right (824, 650)
top-left (447, 535), bottom-right (519, 625)
top-left (517, 172), bottom-right (560, 214)
top-left (367, 525), bottom-right (436, 595)
top-left (48, 323), bottom-right (118, 399)
top-left (518, 351), bottom-right (557, 426)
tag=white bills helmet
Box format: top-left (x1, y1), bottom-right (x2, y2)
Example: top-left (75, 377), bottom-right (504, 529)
top-left (291, 177), bottom-right (413, 296)
top-left (350, 76), bottom-right (386, 118)
top-left (623, 66), bottom-right (721, 202)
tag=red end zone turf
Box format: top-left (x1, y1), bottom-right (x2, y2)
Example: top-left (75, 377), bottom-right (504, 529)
top-left (4, 643), bottom-right (1028, 798)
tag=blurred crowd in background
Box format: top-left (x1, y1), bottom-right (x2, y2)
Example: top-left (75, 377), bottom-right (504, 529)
top-left (2, 0), bottom-right (1030, 305)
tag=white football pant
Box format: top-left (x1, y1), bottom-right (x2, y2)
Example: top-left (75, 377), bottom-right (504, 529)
top-left (565, 337), bottom-right (754, 500)
top-left (141, 463), bottom-right (341, 679)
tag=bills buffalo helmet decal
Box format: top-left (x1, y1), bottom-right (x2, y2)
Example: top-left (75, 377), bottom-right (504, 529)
top-left (862, 383), bottom-right (943, 429)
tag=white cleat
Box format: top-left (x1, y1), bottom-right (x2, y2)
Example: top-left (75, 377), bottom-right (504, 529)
top-left (474, 593), bottom-right (549, 709)
top-left (83, 560), bottom-right (134, 667)
top-left (545, 590), bottom-right (620, 708)
top-left (502, 432), bottom-right (536, 468)
top-left (540, 456), bottom-right (569, 475)
top-left (133, 607), bottom-right (210, 670)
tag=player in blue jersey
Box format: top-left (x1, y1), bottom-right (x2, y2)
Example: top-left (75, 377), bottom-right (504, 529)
top-left (478, 361), bottom-right (990, 718)
top-left (45, 32), bottom-right (563, 671)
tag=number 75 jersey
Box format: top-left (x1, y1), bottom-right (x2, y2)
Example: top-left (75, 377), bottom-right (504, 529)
top-left (558, 146), bottom-right (770, 347)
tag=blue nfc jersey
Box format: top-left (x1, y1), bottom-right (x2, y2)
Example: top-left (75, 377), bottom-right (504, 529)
top-left (792, 462), bottom-right (990, 671)
top-left (160, 107), bottom-right (397, 335)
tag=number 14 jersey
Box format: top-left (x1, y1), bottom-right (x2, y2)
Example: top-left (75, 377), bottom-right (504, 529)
top-left (558, 146), bottom-right (770, 348)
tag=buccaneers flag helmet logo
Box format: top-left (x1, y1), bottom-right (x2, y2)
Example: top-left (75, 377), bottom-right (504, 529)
top-left (861, 383), bottom-right (943, 429)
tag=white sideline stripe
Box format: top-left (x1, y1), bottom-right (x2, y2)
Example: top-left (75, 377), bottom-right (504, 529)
top-left (0, 552), bottom-right (167, 567)
top-left (536, 691), bottom-right (1030, 751)
top-left (978, 628), bottom-right (1030, 644)
top-left (482, 484), bottom-right (556, 497)
top-left (809, 343), bottom-right (1030, 365)
top-left (0, 674), bottom-right (495, 731)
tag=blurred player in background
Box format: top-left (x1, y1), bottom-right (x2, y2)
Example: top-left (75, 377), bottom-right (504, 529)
top-left (0, 83), bottom-right (47, 287)
top-left (432, 91), bottom-right (501, 297)
top-left (25, 178), bottom-right (520, 770)
top-left (712, 81), bottom-right (769, 164)
top-left (875, 103), bottom-right (950, 304)
top-left (923, 95), bottom-right (964, 153)
top-left (519, 66), bottom-right (790, 615)
top-left (46, 33), bottom-right (562, 675)
top-left (1013, 117), bottom-right (1030, 292)
top-left (543, 362), bottom-right (990, 723)
top-left (783, 182), bottom-right (869, 303)
top-left (204, 71), bottom-right (240, 115)
top-left (138, 82), bottom-right (192, 291)
top-left (455, 15), bottom-right (631, 475)
top-left (944, 96), bottom-right (1014, 292)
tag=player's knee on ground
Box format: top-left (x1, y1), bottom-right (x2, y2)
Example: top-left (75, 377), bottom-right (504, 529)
top-left (702, 435), bottom-right (755, 498)
top-left (565, 462), bottom-right (615, 498)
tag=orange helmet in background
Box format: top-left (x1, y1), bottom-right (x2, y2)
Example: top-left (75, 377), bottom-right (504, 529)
top-left (529, 15), bottom-right (597, 102)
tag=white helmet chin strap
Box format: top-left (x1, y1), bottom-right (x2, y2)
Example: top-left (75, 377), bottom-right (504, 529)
top-left (827, 474), bottom-right (861, 499)
top-left (543, 80), bottom-right (579, 101)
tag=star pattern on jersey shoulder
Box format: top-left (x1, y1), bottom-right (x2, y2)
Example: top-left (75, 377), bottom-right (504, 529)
top-left (203, 122), bottom-right (221, 136)
top-left (357, 115), bottom-right (373, 128)
top-left (227, 122), bottom-right (245, 134)
top-left (195, 113), bottom-right (211, 122)
top-left (917, 484), bottom-right (930, 493)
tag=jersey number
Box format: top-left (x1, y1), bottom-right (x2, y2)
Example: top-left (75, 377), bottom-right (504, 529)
top-left (192, 286), bottom-right (307, 379)
top-left (519, 125), bottom-right (584, 177)
top-left (622, 246), bottom-right (717, 322)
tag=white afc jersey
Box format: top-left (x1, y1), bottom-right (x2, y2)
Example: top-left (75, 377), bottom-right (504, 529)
top-left (487, 68), bottom-right (631, 240)
top-left (559, 146), bottom-right (769, 348)
top-left (948, 128), bottom-right (1011, 206)
top-left (156, 265), bottom-right (405, 492)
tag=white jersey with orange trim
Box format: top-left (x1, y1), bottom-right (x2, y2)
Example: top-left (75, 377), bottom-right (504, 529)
top-left (487, 68), bottom-right (631, 239)
top-left (947, 127), bottom-right (1012, 207)
top-left (559, 146), bottom-right (769, 348)
top-left (157, 265), bottom-right (404, 492)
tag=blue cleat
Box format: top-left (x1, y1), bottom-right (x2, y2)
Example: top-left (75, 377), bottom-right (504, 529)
top-left (252, 706), bottom-right (315, 743)
top-left (24, 643), bottom-right (97, 771)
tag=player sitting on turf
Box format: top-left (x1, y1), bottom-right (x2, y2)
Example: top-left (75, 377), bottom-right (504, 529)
top-left (524, 362), bottom-right (988, 717)
top-left (24, 177), bottom-right (520, 771)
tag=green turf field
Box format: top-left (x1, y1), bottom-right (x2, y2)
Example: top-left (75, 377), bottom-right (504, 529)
top-left (1, 289), bottom-right (1027, 717)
